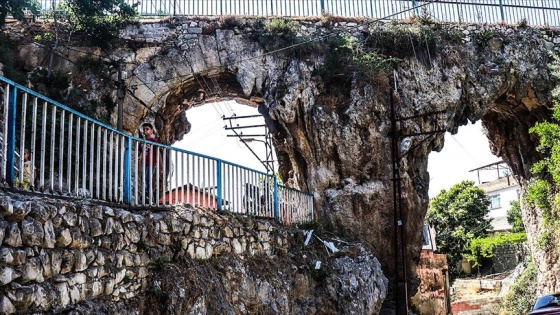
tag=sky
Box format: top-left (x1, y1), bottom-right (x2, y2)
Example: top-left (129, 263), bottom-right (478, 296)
top-left (173, 101), bottom-right (500, 198)
top-left (427, 121), bottom-right (501, 197)
top-left (173, 100), bottom-right (272, 174)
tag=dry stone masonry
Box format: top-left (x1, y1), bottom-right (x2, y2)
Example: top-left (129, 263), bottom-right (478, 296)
top-left (0, 192), bottom-right (386, 314)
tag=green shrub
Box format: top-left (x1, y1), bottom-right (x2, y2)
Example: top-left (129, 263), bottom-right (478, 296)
top-left (500, 261), bottom-right (537, 315)
top-left (466, 232), bottom-right (527, 267)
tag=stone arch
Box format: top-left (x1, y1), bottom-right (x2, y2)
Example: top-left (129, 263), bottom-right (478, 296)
top-left (117, 18), bottom-right (560, 300)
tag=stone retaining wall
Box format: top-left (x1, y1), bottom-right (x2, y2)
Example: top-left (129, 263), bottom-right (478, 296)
top-left (492, 243), bottom-right (529, 274)
top-left (0, 194), bottom-right (289, 314)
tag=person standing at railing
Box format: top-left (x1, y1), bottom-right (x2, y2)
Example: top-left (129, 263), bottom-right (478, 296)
top-left (140, 122), bottom-right (161, 203)
top-left (19, 149), bottom-right (36, 189)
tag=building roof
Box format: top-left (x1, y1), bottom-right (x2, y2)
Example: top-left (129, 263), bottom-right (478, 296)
top-left (479, 176), bottom-right (519, 194)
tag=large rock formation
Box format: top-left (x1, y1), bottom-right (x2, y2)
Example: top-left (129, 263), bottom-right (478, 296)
top-left (8, 17), bottom-right (560, 309)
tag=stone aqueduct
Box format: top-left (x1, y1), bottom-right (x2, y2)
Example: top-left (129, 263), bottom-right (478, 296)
top-left (12, 16), bottom-right (560, 310)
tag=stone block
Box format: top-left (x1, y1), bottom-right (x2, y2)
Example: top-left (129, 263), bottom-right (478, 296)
top-left (74, 252), bottom-right (88, 272)
top-left (7, 285), bottom-right (35, 309)
top-left (0, 197), bottom-right (13, 216)
top-left (0, 248), bottom-right (13, 264)
top-left (0, 295), bottom-right (15, 314)
top-left (56, 228), bottom-right (72, 248)
top-left (22, 217), bottom-right (44, 246)
top-left (43, 220), bottom-right (56, 248)
top-left (21, 257), bottom-right (43, 283)
top-left (56, 283), bottom-right (70, 308)
top-left (29, 203), bottom-right (50, 223)
top-left (10, 201), bottom-right (31, 221)
top-left (0, 267), bottom-right (19, 285)
top-left (0, 220), bottom-right (7, 245)
top-left (12, 250), bottom-right (27, 265)
top-left (62, 211), bottom-right (78, 226)
top-left (4, 222), bottom-right (22, 247)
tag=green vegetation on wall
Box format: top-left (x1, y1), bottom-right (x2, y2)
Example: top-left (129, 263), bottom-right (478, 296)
top-left (465, 232), bottom-right (527, 267)
top-left (525, 52), bottom-right (560, 251)
top-left (500, 261), bottom-right (537, 315)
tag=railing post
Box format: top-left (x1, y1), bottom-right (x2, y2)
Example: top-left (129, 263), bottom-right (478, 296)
top-left (320, 0), bottom-right (325, 14)
top-left (412, 0), bottom-right (419, 15)
top-left (6, 87), bottom-right (17, 187)
top-left (273, 176), bottom-right (279, 220)
top-left (124, 137), bottom-right (132, 204)
top-left (217, 159), bottom-right (222, 213)
top-left (499, 0), bottom-right (505, 23)
top-left (270, 0), bottom-right (273, 16)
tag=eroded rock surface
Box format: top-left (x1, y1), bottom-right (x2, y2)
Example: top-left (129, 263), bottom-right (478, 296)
top-left (9, 18), bottom-right (560, 305)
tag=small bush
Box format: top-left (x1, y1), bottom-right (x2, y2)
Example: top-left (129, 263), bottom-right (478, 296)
top-left (500, 261), bottom-right (537, 315)
top-left (466, 232), bottom-right (527, 267)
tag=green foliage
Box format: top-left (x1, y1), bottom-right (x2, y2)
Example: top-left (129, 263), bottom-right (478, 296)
top-left (152, 256), bottom-right (170, 270)
top-left (526, 52), bottom-right (560, 247)
top-left (56, 0), bottom-right (138, 48)
top-left (0, 0), bottom-right (40, 26)
top-left (507, 200), bottom-right (525, 232)
top-left (427, 180), bottom-right (492, 279)
top-left (29, 68), bottom-right (71, 100)
top-left (364, 22), bottom-right (440, 65)
top-left (340, 36), bottom-right (401, 73)
top-left (0, 33), bottom-right (26, 84)
top-left (466, 232), bottom-right (527, 267)
top-left (264, 18), bottom-right (298, 38)
top-left (500, 261), bottom-right (537, 315)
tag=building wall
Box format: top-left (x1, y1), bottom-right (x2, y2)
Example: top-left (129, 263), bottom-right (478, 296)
top-left (411, 251), bottom-right (449, 315)
top-left (480, 176), bottom-right (519, 232)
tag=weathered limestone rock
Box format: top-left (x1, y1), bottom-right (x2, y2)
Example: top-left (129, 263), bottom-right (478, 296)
top-left (56, 228), bottom-right (72, 247)
top-left (43, 220), bottom-right (56, 248)
top-left (21, 218), bottom-right (44, 246)
top-left (4, 223), bottom-right (22, 247)
top-left (9, 17), bottom-right (560, 311)
top-left (0, 295), bottom-right (15, 314)
top-left (0, 267), bottom-right (19, 285)
top-left (10, 201), bottom-right (30, 221)
top-left (21, 257), bottom-right (43, 283)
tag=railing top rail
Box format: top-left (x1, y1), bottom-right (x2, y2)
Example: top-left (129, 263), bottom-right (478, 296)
top-left (0, 75), bottom-right (271, 177)
top-left (279, 184), bottom-right (314, 196)
top-left (0, 76), bottom-right (113, 132)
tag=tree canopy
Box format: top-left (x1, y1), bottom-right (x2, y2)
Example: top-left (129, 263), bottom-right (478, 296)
top-left (0, 0), bottom-right (40, 26)
top-left (427, 180), bottom-right (492, 277)
top-left (507, 200), bottom-right (525, 233)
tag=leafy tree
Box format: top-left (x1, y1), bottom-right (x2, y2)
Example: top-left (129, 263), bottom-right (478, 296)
top-left (507, 200), bottom-right (525, 232)
top-left (427, 180), bottom-right (492, 278)
top-left (0, 0), bottom-right (40, 26)
top-left (64, 0), bottom-right (138, 47)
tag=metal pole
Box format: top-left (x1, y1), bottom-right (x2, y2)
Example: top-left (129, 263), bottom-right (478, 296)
top-left (124, 137), bottom-right (132, 204)
top-left (499, 0), bottom-right (505, 22)
top-left (117, 60), bottom-right (125, 132)
top-left (390, 89), bottom-right (401, 315)
top-left (6, 87), bottom-right (17, 187)
top-left (217, 159), bottom-right (222, 213)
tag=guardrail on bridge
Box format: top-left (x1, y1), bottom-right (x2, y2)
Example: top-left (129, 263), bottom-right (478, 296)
top-left (0, 76), bottom-right (314, 225)
top-left (36, 0), bottom-right (560, 27)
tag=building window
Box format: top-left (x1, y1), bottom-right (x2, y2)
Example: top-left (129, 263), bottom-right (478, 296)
top-left (489, 194), bottom-right (501, 209)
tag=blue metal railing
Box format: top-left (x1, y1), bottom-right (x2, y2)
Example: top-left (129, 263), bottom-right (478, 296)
top-left (36, 0), bottom-right (560, 27)
top-left (0, 76), bottom-right (314, 225)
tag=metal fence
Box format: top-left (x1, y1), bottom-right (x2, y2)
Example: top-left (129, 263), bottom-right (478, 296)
top-left (0, 75), bottom-right (314, 225)
top-left (36, 0), bottom-right (560, 27)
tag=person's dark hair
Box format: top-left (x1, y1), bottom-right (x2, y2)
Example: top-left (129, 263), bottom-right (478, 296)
top-left (141, 122), bottom-right (153, 129)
